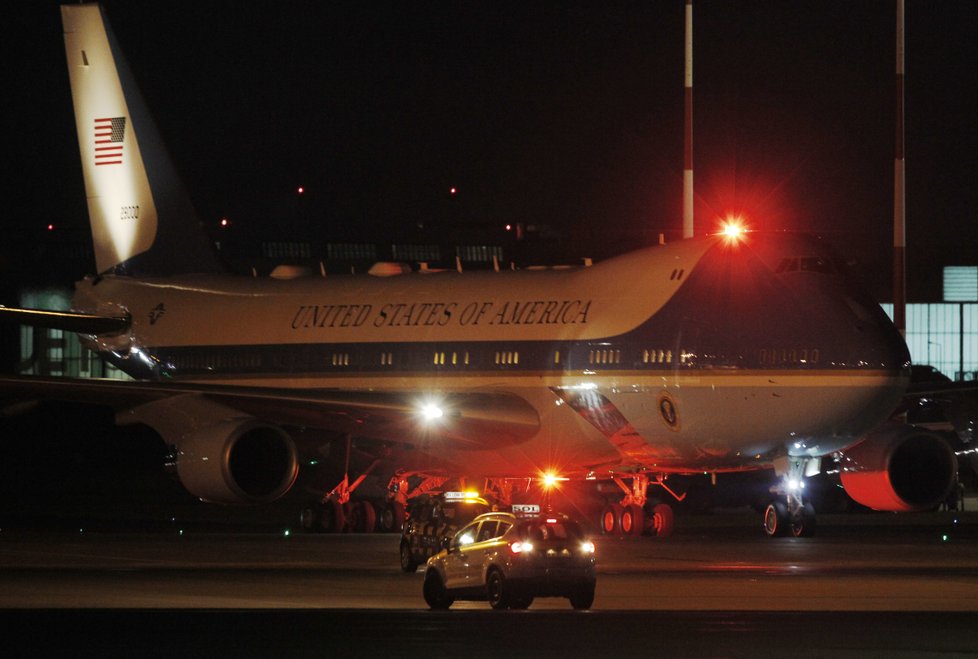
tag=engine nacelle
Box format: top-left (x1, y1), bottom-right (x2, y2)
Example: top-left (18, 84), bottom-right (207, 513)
top-left (839, 422), bottom-right (957, 512)
top-left (175, 419), bottom-right (299, 504)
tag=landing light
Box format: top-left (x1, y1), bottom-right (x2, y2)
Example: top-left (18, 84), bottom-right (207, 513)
top-left (541, 471), bottom-right (568, 489)
top-left (419, 402), bottom-right (444, 421)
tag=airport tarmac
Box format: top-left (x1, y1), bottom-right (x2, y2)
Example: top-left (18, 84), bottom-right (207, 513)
top-left (2, 511), bottom-right (978, 656)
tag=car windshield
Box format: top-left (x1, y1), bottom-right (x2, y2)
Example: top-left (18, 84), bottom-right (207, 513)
top-left (518, 519), bottom-right (584, 543)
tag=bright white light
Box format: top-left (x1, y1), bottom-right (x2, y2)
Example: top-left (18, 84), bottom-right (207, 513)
top-left (541, 471), bottom-right (569, 489)
top-left (723, 223), bottom-right (743, 238)
top-left (420, 403), bottom-right (443, 420)
top-left (580, 541), bottom-right (596, 554)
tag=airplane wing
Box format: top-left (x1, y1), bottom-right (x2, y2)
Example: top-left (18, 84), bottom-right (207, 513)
top-left (0, 306), bottom-right (130, 335)
top-left (0, 375), bottom-right (540, 450)
top-left (904, 380), bottom-right (978, 443)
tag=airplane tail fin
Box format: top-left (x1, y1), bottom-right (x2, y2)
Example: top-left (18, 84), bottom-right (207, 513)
top-left (61, 4), bottom-right (222, 276)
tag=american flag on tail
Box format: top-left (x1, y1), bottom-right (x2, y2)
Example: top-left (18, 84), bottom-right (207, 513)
top-left (94, 117), bottom-right (125, 166)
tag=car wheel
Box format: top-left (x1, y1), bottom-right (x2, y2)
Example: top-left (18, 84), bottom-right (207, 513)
top-left (510, 595), bottom-right (533, 610)
top-left (487, 570), bottom-right (510, 610)
top-left (399, 542), bottom-right (419, 573)
top-left (569, 585), bottom-right (595, 610)
top-left (423, 570), bottom-right (453, 610)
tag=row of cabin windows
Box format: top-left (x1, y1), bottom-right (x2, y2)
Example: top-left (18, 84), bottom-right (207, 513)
top-left (434, 351), bottom-right (471, 366)
top-left (172, 346), bottom-right (819, 372)
top-left (495, 351), bottom-right (519, 365)
top-left (172, 353), bottom-right (263, 371)
top-left (589, 349), bottom-right (621, 365)
top-left (642, 349), bottom-right (673, 364)
top-left (758, 348), bottom-right (821, 365)
top-left (173, 348), bottom-right (669, 371)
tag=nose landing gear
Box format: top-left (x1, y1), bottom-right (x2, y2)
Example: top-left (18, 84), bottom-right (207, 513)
top-left (764, 457), bottom-right (819, 538)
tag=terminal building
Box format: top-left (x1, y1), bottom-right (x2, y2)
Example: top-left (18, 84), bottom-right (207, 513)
top-left (881, 266), bottom-right (978, 382)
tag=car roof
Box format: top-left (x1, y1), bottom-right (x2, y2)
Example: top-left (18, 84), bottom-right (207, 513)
top-left (468, 511), bottom-right (581, 525)
top-left (470, 512), bottom-right (517, 523)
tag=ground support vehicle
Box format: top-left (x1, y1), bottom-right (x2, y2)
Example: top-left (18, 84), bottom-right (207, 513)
top-left (399, 492), bottom-right (491, 572)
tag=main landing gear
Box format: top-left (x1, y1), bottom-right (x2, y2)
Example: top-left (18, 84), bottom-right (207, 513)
top-left (299, 434), bottom-right (393, 534)
top-left (763, 457), bottom-right (819, 538)
top-left (598, 473), bottom-right (685, 538)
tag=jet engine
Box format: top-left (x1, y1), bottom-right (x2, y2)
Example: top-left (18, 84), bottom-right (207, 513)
top-left (173, 418), bottom-right (299, 504)
top-left (838, 422), bottom-right (957, 512)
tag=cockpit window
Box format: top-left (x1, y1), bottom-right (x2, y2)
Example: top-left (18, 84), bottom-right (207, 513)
top-left (800, 257), bottom-right (833, 273)
top-left (775, 258), bottom-right (799, 273)
top-left (776, 257), bottom-right (846, 275)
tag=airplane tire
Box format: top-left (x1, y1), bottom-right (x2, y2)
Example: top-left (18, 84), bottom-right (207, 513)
top-left (651, 503), bottom-right (674, 537)
top-left (791, 502), bottom-right (817, 538)
top-left (620, 504), bottom-right (645, 537)
top-left (298, 501), bottom-right (320, 532)
top-left (321, 499), bottom-right (346, 533)
top-left (763, 501), bottom-right (789, 537)
top-left (400, 541), bottom-right (419, 573)
top-left (353, 501), bottom-right (376, 533)
top-left (379, 503), bottom-right (406, 533)
top-left (600, 504), bottom-right (623, 535)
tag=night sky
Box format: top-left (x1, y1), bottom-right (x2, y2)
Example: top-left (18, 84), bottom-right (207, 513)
top-left (6, 1), bottom-right (977, 300)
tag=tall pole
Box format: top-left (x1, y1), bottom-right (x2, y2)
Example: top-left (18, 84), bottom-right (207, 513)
top-left (683, 0), bottom-right (694, 239)
top-left (893, 0), bottom-right (906, 337)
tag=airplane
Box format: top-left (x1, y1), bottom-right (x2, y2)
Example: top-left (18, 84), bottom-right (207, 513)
top-left (0, 3), bottom-right (961, 538)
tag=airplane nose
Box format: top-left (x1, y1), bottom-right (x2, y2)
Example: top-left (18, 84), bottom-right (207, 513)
top-left (671, 232), bottom-right (911, 376)
top-left (744, 233), bottom-right (911, 374)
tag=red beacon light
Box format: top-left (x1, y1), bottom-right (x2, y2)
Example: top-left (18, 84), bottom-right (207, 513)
top-left (723, 222), bottom-right (744, 238)
top-left (718, 217), bottom-right (749, 242)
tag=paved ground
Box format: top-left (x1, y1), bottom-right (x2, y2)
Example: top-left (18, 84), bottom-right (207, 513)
top-left (3, 511), bottom-right (978, 656)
